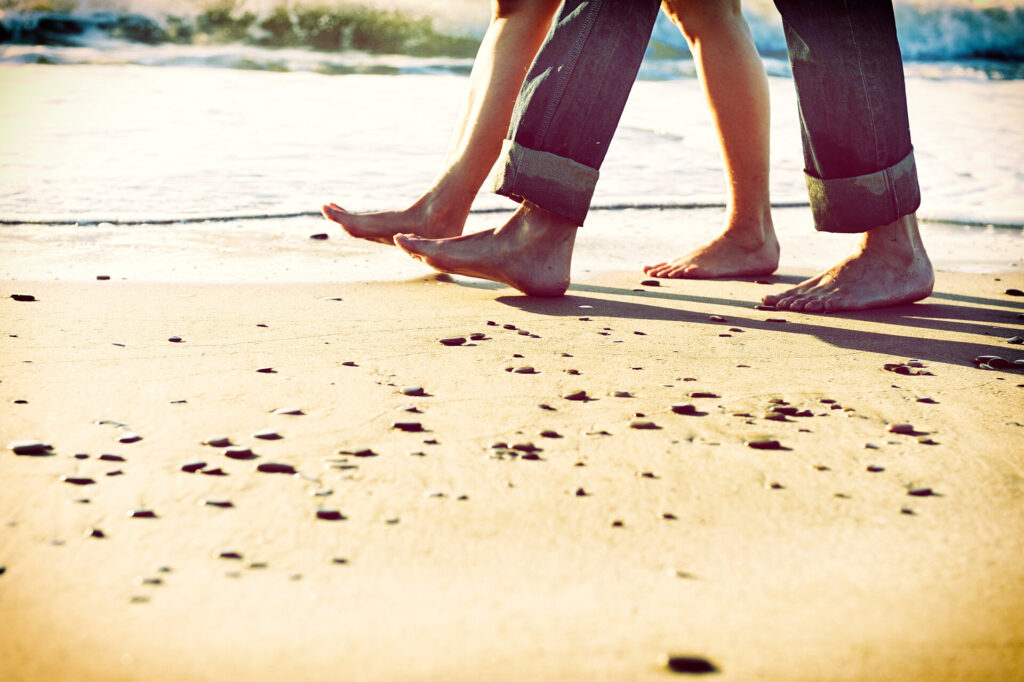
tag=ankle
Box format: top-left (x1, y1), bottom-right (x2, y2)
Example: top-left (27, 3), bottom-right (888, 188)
top-left (861, 214), bottom-right (924, 263)
top-left (722, 207), bottom-right (776, 248)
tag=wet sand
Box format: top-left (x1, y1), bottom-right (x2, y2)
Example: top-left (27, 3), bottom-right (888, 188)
top-left (2, 211), bottom-right (1023, 681)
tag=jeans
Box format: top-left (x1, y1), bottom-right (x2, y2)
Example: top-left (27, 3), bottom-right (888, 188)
top-left (492, 0), bottom-right (921, 233)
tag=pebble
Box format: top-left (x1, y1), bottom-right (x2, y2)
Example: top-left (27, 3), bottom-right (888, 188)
top-left (168, 336), bottom-right (183, 343)
top-left (73, 453), bottom-right (89, 459)
top-left (469, 332), bottom-right (487, 341)
top-left (97, 275), bottom-right (110, 280)
top-left (342, 361), bottom-right (357, 367)
top-left (256, 367), bottom-right (276, 374)
top-left (867, 465), bottom-right (885, 473)
top-left (887, 423), bottom-right (916, 435)
top-left (105, 470), bottom-right (124, 477)
top-left (538, 404), bottom-right (556, 411)
top-left (563, 390), bottom-right (590, 401)
top-left (503, 324), bottom-right (517, 330)
top-left (917, 436), bottom-right (938, 445)
top-left (273, 407), bottom-right (304, 415)
top-left (401, 386), bottom-right (425, 397)
top-left (539, 430), bottom-right (562, 438)
top-left (916, 397), bottom-right (937, 404)
top-left (98, 453), bottom-right (124, 462)
top-left (88, 528), bottom-right (106, 538)
top-left (639, 472), bottom-right (657, 479)
top-left (661, 654), bottom-right (718, 674)
top-left (309, 232), bottom-right (329, 240)
top-left (224, 446), bottom-right (256, 460)
top-left (575, 488), bottom-right (588, 497)
top-left (1006, 336), bottom-right (1023, 345)
top-left (200, 499), bottom-right (234, 508)
top-left (612, 391), bottom-right (632, 398)
top-left (486, 321), bottom-right (498, 326)
top-left (630, 420), bottom-right (659, 430)
top-left (765, 318), bottom-right (787, 323)
top-left (180, 461), bottom-right (206, 473)
top-left (769, 482), bottom-right (785, 489)
top-left (201, 467), bottom-right (227, 476)
top-left (974, 355), bottom-right (1011, 369)
top-left (218, 551), bottom-right (243, 560)
top-left (514, 366), bottom-right (537, 374)
top-left (61, 476), bottom-right (96, 485)
top-left (688, 391), bottom-right (719, 399)
top-left (745, 437), bottom-right (783, 450)
top-left (754, 304), bottom-right (775, 310)
top-left (117, 432), bottom-right (142, 444)
top-left (908, 487), bottom-right (935, 497)
top-left (8, 440), bottom-right (52, 456)
top-left (640, 279), bottom-right (660, 286)
top-left (10, 294), bottom-right (36, 302)
top-left (392, 421), bottom-right (424, 432)
top-left (332, 558), bottom-right (349, 565)
top-left (316, 509), bottom-right (346, 521)
top-left (128, 509), bottom-right (157, 519)
top-left (397, 405), bottom-right (421, 413)
top-left (252, 429), bottom-right (282, 440)
top-left (439, 337), bottom-right (467, 346)
top-left (203, 436), bottom-right (232, 447)
top-left (256, 462), bottom-right (297, 474)
top-left (611, 520), bottom-right (624, 528)
top-left (708, 315), bottom-right (725, 322)
top-left (901, 507), bottom-right (916, 515)
top-left (670, 403), bottom-right (699, 415)
top-left (1005, 288), bottom-right (1024, 296)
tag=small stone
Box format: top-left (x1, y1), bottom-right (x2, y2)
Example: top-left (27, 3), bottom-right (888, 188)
top-left (503, 324), bottom-right (517, 330)
top-left (688, 391), bottom-right (719, 399)
top-left (200, 499), bottom-right (234, 508)
top-left (469, 332), bottom-right (487, 341)
top-left (401, 386), bottom-right (425, 397)
top-left (708, 315), bottom-right (725, 322)
top-left (539, 430), bottom-right (561, 438)
top-left (662, 512), bottom-right (677, 520)
top-left (565, 369), bottom-right (580, 376)
top-left (73, 453), bottom-right (89, 459)
top-left (309, 232), bottom-right (329, 240)
top-left (518, 330), bottom-right (530, 336)
top-left (1004, 288), bottom-right (1024, 296)
top-left (316, 509), bottom-right (346, 521)
top-left (392, 421), bottom-right (424, 432)
top-left (640, 279), bottom-right (660, 286)
top-left (887, 423), bottom-right (916, 435)
top-left (247, 562), bottom-right (268, 569)
top-left (908, 487), bottom-right (935, 497)
top-left (272, 407), bottom-right (304, 416)
top-left (1007, 336), bottom-right (1023, 345)
top-left (611, 520), bottom-right (624, 528)
top-left (661, 654), bottom-right (719, 674)
top-left (180, 461), bottom-right (206, 473)
top-left (563, 390), bottom-right (589, 401)
top-left (754, 304), bottom-right (775, 310)
top-left (342, 361), bottom-right (357, 367)
top-left (218, 551), bottom-right (243, 560)
top-left (128, 509), bottom-right (157, 519)
top-left (88, 528), bottom-right (106, 538)
top-left (201, 467), bottom-right (227, 476)
top-left (670, 403), bottom-right (699, 415)
top-left (256, 462), bottom-right (297, 474)
top-left (117, 432), bottom-right (142, 444)
top-left (61, 476), bottom-right (95, 485)
top-left (256, 367), bottom-right (276, 374)
top-left (96, 275), bottom-right (110, 280)
top-left (97, 453), bottom-right (124, 462)
top-left (973, 355), bottom-right (1009, 369)
top-left (105, 469), bottom-right (124, 477)
top-left (745, 437), bottom-right (783, 450)
top-left (203, 436), bottom-right (232, 447)
top-left (168, 336), bottom-right (183, 343)
top-left (575, 488), bottom-right (588, 497)
top-left (917, 436), bottom-right (938, 445)
top-left (901, 507), bottom-right (915, 515)
top-left (639, 471), bottom-right (657, 479)
top-left (10, 294), bottom-right (36, 302)
top-left (8, 440), bottom-right (52, 456)
top-left (341, 448), bottom-right (378, 458)
top-left (514, 366), bottom-right (537, 374)
top-left (252, 429), bottom-right (282, 440)
top-left (630, 420), bottom-right (659, 430)
top-left (867, 465), bottom-right (885, 472)
top-left (916, 397), bottom-right (937, 404)
top-left (612, 391), bottom-right (632, 398)
top-left (538, 404), bottom-right (556, 411)
top-left (224, 446), bottom-right (256, 460)
top-left (766, 318), bottom-right (787, 323)
top-left (769, 482), bottom-right (785, 489)
top-left (440, 337), bottom-right (466, 346)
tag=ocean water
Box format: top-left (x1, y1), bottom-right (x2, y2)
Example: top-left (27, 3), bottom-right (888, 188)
top-left (0, 1), bottom-right (1022, 256)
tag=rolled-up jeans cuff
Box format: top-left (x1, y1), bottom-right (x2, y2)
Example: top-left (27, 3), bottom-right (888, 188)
top-left (806, 148), bottom-right (922, 233)
top-left (492, 139), bottom-right (598, 226)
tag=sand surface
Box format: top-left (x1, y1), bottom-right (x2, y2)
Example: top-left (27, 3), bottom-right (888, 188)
top-left (2, 210), bottom-right (1023, 681)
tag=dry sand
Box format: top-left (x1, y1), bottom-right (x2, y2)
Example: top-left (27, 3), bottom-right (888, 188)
top-left (2, 209), bottom-right (1023, 681)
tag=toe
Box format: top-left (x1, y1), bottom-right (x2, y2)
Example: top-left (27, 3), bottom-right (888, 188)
top-left (802, 298), bottom-right (825, 313)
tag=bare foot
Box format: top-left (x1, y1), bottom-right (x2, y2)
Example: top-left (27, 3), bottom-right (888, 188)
top-left (644, 212), bottom-right (779, 279)
top-left (321, 191), bottom-right (470, 246)
top-left (763, 214), bottom-right (933, 313)
top-left (393, 202), bottom-right (577, 297)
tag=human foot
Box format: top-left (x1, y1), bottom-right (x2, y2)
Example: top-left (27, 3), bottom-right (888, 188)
top-left (763, 214), bottom-right (933, 313)
top-left (393, 202), bottom-right (577, 297)
top-left (321, 193), bottom-right (469, 246)
top-left (643, 214), bottom-right (779, 279)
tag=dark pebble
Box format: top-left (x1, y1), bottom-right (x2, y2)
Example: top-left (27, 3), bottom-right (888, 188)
top-left (13, 400), bottom-right (28, 404)
top-left (341, 448), bottom-right (378, 458)
top-left (252, 429), bottom-right (282, 440)
top-left (73, 453), bottom-right (89, 459)
top-left (10, 294), bottom-right (36, 302)
top-left (611, 520), bottom-right (624, 527)
top-left (201, 467), bottom-right (227, 476)
top-left (316, 509), bottom-right (346, 521)
top-left (168, 336), bottom-right (183, 343)
top-left (766, 318), bottom-right (787, 323)
top-left (908, 487), bottom-right (935, 497)
top-left (670, 403), bottom-right (699, 415)
top-left (401, 386), bottom-right (425, 396)
top-left (662, 512), bottom-right (677, 520)
top-left (99, 453), bottom-right (125, 462)
top-left (1005, 336), bottom-right (1023, 345)
top-left (392, 421), bottom-right (424, 432)
top-left (486, 321), bottom-right (498, 326)
top-left (201, 499), bottom-right (234, 508)
top-left (688, 391), bottom-right (719, 399)
top-left (769, 482), bottom-right (785, 489)
top-left (1005, 288), bottom-right (1024, 296)
top-left (745, 437), bottom-right (783, 450)
top-left (563, 390), bottom-right (589, 401)
top-left (469, 332), bottom-right (487, 341)
top-left (538, 404), bottom-right (556, 411)
top-left (116, 433), bottom-right (142, 444)
top-left (203, 436), bottom-right (231, 447)
top-left (539, 430), bottom-right (561, 438)
top-left (630, 419), bottom-right (659, 430)
top-left (708, 315), bottom-right (725, 322)
top-left (520, 452), bottom-right (542, 461)
top-left (128, 509), bottom-right (157, 519)
top-left (332, 558), bottom-right (349, 565)
top-left (309, 233), bottom-right (329, 240)
top-left (503, 324), bottom-right (517, 330)
top-left (88, 528), bottom-right (106, 538)
top-left (662, 654), bottom-right (719, 674)
top-left (224, 446), bottom-right (256, 460)
top-left (514, 366), bottom-right (537, 374)
top-left (9, 440), bottom-right (53, 456)
top-left (754, 304), bottom-right (775, 310)
top-left (256, 462), bottom-right (297, 474)
top-left (867, 465), bottom-right (885, 473)
top-left (575, 488), bottom-right (588, 497)
top-left (256, 367), bottom-right (276, 374)
top-left (916, 397), bottom-right (937, 404)
top-left (901, 507), bottom-right (915, 515)
top-left (887, 423), bottom-right (916, 435)
top-left (105, 470), bottom-right (124, 477)
top-left (61, 476), bottom-right (96, 486)
top-left (218, 551), bottom-right (243, 560)
top-left (640, 279), bottom-right (660, 286)
top-left (273, 407), bottom-right (304, 416)
top-left (440, 337), bottom-right (467, 346)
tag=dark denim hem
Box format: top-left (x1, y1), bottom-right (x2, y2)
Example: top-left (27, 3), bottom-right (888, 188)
top-left (806, 148), bottom-right (921, 233)
top-left (492, 139), bottom-right (599, 226)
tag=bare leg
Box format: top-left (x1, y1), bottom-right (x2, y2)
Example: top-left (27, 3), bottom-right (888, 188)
top-left (322, 0), bottom-right (561, 244)
top-left (644, 0), bottom-right (778, 279)
top-left (763, 214), bottom-right (934, 312)
top-left (393, 203), bottom-right (576, 297)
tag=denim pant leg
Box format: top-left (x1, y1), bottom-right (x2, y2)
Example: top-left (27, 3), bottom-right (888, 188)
top-left (774, 0), bottom-right (922, 233)
top-left (491, 0), bottom-right (662, 225)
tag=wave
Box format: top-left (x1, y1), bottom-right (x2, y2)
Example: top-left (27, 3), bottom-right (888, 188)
top-left (0, 1), bottom-right (1022, 76)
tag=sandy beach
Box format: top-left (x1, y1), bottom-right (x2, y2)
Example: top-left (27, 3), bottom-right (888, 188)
top-left (2, 207), bottom-right (1023, 681)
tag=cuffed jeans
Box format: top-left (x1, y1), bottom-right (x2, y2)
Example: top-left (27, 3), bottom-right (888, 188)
top-left (492, 0), bottom-right (921, 233)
